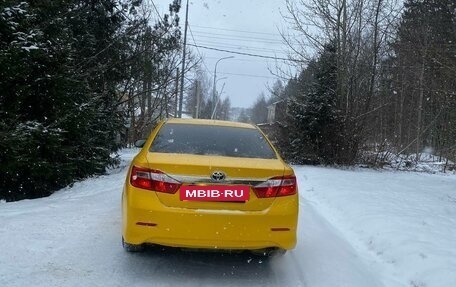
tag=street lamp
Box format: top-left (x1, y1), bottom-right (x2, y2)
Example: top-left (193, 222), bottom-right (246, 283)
top-left (216, 77), bottom-right (227, 86)
top-left (195, 77), bottom-right (226, 119)
top-left (212, 56), bottom-right (234, 115)
top-left (211, 82), bottom-right (226, 119)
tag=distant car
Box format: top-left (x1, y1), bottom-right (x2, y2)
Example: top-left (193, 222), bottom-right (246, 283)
top-left (122, 118), bottom-right (298, 256)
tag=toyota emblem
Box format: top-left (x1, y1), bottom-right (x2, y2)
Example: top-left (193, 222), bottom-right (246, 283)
top-left (211, 171), bottom-right (226, 181)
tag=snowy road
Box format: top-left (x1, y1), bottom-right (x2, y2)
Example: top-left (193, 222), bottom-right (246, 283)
top-left (1, 149), bottom-right (455, 287)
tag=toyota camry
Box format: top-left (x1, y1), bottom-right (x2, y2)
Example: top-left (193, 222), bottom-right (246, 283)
top-left (122, 118), bottom-right (298, 255)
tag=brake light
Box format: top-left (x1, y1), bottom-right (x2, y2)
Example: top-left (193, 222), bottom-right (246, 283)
top-left (253, 175), bottom-right (297, 198)
top-left (130, 166), bottom-right (181, 193)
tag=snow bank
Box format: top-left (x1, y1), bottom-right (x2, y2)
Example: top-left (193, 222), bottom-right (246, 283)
top-left (361, 151), bottom-right (455, 174)
top-left (296, 166), bottom-right (456, 287)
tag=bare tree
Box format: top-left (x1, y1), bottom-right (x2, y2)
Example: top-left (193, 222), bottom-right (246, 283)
top-left (282, 0), bottom-right (401, 162)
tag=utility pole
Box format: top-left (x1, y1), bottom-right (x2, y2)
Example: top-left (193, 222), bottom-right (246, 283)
top-left (195, 80), bottom-right (200, 119)
top-left (212, 56), bottom-right (233, 116)
top-left (178, 0), bottom-right (189, 118)
top-left (211, 82), bottom-right (225, 120)
top-left (174, 68), bottom-right (179, 117)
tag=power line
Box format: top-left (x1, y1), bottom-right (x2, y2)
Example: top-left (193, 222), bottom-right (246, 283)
top-left (187, 43), bottom-right (304, 63)
top-left (191, 24), bottom-right (319, 36)
top-left (205, 56), bottom-right (274, 63)
top-left (217, 72), bottom-right (277, 79)
top-left (192, 35), bottom-right (284, 48)
top-left (191, 30), bottom-right (311, 48)
top-left (191, 30), bottom-right (285, 44)
top-left (192, 25), bottom-right (282, 36)
top-left (149, 0), bottom-right (164, 22)
top-left (194, 40), bottom-right (287, 54)
top-left (188, 24), bottom-right (213, 76)
top-left (191, 24), bottom-right (285, 37)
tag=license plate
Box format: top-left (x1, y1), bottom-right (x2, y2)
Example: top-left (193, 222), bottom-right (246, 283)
top-left (180, 185), bottom-right (250, 201)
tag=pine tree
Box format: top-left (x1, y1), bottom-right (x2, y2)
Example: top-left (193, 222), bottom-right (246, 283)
top-left (286, 42), bottom-right (347, 164)
top-left (251, 93), bottom-right (268, 124)
top-left (0, 0), bottom-right (180, 201)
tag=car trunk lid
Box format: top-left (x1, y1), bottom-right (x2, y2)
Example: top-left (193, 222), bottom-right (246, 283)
top-left (145, 153), bottom-right (285, 211)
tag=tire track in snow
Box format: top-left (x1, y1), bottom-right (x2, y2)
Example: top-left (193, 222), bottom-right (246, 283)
top-left (296, 194), bottom-right (385, 287)
top-left (1, 150), bottom-right (387, 287)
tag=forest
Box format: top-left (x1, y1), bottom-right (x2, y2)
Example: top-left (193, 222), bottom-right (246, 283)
top-left (248, 0), bottom-right (456, 168)
top-left (1, 0), bottom-right (455, 201)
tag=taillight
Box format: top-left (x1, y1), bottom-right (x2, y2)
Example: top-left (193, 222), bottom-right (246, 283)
top-left (130, 166), bottom-right (181, 193)
top-left (253, 175), bottom-right (297, 198)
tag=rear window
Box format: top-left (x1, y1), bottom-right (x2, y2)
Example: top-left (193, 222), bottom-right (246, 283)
top-left (149, 123), bottom-right (277, 159)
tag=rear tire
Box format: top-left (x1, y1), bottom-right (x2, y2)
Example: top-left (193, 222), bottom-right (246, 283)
top-left (122, 237), bottom-right (145, 252)
top-left (270, 248), bottom-right (287, 257)
top-left (251, 248), bottom-right (287, 258)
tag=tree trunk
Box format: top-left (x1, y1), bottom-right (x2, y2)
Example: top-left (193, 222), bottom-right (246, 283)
top-left (416, 55), bottom-right (426, 160)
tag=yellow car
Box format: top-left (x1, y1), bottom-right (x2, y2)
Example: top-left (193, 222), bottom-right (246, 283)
top-left (122, 118), bottom-right (298, 255)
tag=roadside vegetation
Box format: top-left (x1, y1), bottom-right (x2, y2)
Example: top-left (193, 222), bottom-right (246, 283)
top-left (1, 0), bottom-right (454, 201)
top-left (248, 0), bottom-right (456, 170)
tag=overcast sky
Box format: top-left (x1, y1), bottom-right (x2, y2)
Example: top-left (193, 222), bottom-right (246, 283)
top-left (156, 0), bottom-right (293, 108)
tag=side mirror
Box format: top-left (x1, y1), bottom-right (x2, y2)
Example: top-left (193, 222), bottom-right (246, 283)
top-left (134, 139), bottom-right (146, 148)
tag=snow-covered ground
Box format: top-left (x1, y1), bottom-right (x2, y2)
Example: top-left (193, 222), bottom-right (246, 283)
top-left (1, 149), bottom-right (455, 287)
top-left (295, 166), bottom-right (456, 287)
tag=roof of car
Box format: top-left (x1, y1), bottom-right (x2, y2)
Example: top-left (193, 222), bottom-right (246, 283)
top-left (165, 118), bottom-right (256, 129)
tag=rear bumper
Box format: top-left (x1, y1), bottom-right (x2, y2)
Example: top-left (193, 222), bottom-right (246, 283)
top-left (122, 186), bottom-right (298, 250)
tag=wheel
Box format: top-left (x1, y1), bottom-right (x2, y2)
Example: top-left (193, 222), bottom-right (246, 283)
top-left (251, 248), bottom-right (287, 258)
top-left (270, 248), bottom-right (287, 257)
top-left (122, 237), bottom-right (145, 252)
